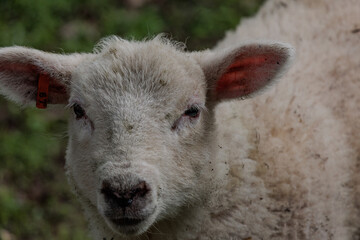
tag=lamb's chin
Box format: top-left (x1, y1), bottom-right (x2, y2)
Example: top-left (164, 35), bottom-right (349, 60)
top-left (107, 221), bottom-right (147, 236)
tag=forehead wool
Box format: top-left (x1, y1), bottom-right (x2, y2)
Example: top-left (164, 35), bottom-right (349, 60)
top-left (71, 35), bottom-right (206, 113)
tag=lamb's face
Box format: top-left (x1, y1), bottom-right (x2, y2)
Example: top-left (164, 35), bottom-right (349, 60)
top-left (65, 39), bottom-right (210, 236)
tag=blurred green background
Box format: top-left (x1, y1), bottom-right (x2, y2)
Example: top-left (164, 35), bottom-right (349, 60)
top-left (0, 0), bottom-right (264, 239)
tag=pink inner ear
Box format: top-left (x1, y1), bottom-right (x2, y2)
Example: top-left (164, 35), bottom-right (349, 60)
top-left (0, 61), bottom-right (68, 105)
top-left (0, 62), bottom-right (38, 73)
top-left (215, 53), bottom-right (282, 100)
top-left (0, 61), bottom-right (67, 94)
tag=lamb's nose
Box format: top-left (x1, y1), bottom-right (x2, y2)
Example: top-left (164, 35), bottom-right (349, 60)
top-left (101, 180), bottom-right (149, 209)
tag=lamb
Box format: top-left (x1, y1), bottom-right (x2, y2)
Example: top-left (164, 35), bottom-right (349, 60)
top-left (0, 0), bottom-right (359, 239)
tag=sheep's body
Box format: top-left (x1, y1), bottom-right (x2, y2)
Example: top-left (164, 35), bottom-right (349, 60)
top-left (0, 0), bottom-right (359, 240)
top-left (211, 0), bottom-right (360, 238)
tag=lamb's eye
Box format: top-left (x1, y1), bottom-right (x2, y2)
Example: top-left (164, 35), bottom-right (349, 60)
top-left (184, 106), bottom-right (200, 118)
top-left (73, 103), bottom-right (85, 119)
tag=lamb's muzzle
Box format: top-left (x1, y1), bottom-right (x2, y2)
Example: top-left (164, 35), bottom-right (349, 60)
top-left (100, 179), bottom-right (152, 234)
top-left (98, 172), bottom-right (157, 235)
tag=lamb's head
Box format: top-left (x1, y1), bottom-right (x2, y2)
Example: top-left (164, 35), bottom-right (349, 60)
top-left (0, 36), bottom-right (294, 237)
top-left (67, 37), bottom-right (212, 235)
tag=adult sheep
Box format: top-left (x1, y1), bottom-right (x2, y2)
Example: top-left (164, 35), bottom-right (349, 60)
top-left (0, 0), bottom-right (359, 240)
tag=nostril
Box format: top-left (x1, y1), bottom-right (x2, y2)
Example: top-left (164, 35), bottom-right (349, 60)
top-left (132, 181), bottom-right (150, 197)
top-left (101, 181), bottom-right (114, 199)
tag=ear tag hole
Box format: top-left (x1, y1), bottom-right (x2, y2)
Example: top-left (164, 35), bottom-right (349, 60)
top-left (36, 73), bottom-right (50, 109)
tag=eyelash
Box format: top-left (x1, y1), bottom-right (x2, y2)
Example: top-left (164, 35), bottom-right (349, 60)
top-left (171, 105), bottom-right (202, 130)
top-left (72, 103), bottom-right (86, 119)
top-left (183, 106), bottom-right (200, 118)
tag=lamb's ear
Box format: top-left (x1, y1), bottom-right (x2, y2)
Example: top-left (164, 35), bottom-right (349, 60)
top-left (0, 46), bottom-right (88, 108)
top-left (194, 42), bottom-right (294, 103)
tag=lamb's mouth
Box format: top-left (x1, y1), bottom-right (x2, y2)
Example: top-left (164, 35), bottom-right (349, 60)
top-left (104, 207), bottom-right (157, 235)
top-left (110, 217), bottom-right (144, 226)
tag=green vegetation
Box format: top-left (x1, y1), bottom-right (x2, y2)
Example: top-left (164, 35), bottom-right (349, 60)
top-left (0, 0), bottom-right (264, 239)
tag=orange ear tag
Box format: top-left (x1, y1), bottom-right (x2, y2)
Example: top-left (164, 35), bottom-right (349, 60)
top-left (36, 73), bottom-right (50, 109)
